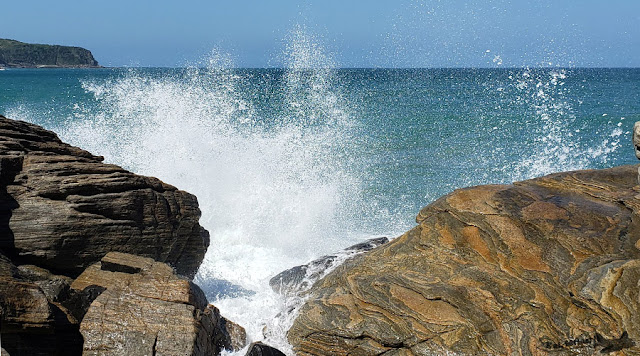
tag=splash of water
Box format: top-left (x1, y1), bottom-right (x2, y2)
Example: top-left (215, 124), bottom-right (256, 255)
top-left (507, 68), bottom-right (624, 181)
top-left (4, 26), bottom-right (629, 355)
top-left (57, 26), bottom-right (361, 354)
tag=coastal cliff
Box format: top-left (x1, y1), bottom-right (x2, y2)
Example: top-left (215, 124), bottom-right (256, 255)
top-left (288, 165), bottom-right (640, 355)
top-left (0, 39), bottom-right (100, 68)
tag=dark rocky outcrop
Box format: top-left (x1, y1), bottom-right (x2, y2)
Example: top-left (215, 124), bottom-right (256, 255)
top-left (0, 39), bottom-right (100, 68)
top-left (0, 115), bottom-right (209, 278)
top-left (288, 165), bottom-right (640, 355)
top-left (74, 252), bottom-right (246, 355)
top-left (0, 251), bottom-right (83, 355)
top-left (0, 116), bottom-right (240, 355)
top-left (245, 342), bottom-right (287, 356)
top-left (269, 237), bottom-right (388, 296)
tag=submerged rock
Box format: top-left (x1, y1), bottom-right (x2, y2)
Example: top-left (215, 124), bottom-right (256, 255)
top-left (75, 252), bottom-right (246, 355)
top-left (0, 115), bottom-right (209, 278)
top-left (288, 165), bottom-right (640, 355)
top-left (269, 237), bottom-right (388, 296)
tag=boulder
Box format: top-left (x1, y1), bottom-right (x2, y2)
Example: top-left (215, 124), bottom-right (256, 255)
top-left (0, 115), bottom-right (209, 278)
top-left (0, 252), bottom-right (83, 356)
top-left (0, 263), bottom-right (54, 334)
top-left (217, 317), bottom-right (248, 352)
top-left (288, 165), bottom-right (640, 355)
top-left (245, 342), bottom-right (286, 356)
top-left (0, 116), bottom-right (217, 354)
top-left (75, 252), bottom-right (246, 355)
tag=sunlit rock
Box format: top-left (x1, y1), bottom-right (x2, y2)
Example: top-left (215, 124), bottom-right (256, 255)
top-left (76, 252), bottom-right (246, 355)
top-left (289, 165), bottom-right (640, 355)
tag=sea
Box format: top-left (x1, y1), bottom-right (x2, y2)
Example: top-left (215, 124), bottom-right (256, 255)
top-left (1, 40), bottom-right (639, 354)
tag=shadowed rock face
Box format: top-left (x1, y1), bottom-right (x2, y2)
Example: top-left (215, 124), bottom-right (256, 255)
top-left (0, 251), bottom-right (83, 355)
top-left (0, 115), bottom-right (209, 278)
top-left (288, 165), bottom-right (640, 355)
top-left (245, 342), bottom-right (287, 356)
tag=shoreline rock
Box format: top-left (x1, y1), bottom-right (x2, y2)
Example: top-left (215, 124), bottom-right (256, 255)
top-left (245, 342), bottom-right (287, 356)
top-left (269, 237), bottom-right (388, 296)
top-left (0, 116), bottom-right (246, 355)
top-left (76, 252), bottom-right (246, 355)
top-left (288, 165), bottom-right (640, 355)
top-left (0, 115), bottom-right (209, 278)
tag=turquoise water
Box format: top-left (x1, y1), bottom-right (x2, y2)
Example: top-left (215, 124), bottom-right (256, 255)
top-left (1, 65), bottom-right (639, 351)
top-left (2, 67), bottom-right (639, 220)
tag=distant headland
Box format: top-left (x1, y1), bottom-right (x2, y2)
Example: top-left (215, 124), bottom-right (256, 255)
top-left (0, 39), bottom-right (101, 68)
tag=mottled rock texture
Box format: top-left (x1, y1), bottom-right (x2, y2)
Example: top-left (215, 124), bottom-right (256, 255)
top-left (74, 252), bottom-right (246, 356)
top-left (289, 165), bottom-right (640, 355)
top-left (0, 115), bottom-right (209, 278)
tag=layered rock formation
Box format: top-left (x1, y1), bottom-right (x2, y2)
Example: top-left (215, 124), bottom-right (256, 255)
top-left (289, 165), bottom-right (640, 355)
top-left (0, 116), bottom-right (242, 355)
top-left (0, 39), bottom-right (100, 68)
top-left (0, 253), bottom-right (82, 355)
top-left (0, 115), bottom-right (209, 278)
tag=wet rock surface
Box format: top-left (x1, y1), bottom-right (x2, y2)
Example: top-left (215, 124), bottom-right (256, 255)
top-left (269, 237), bottom-right (388, 296)
top-left (289, 165), bottom-right (640, 355)
top-left (245, 342), bottom-right (287, 356)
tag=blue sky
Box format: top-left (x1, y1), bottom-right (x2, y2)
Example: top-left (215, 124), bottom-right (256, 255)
top-left (2, 0), bottom-right (639, 67)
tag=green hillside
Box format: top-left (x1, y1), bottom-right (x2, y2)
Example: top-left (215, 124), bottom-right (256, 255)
top-left (0, 39), bottom-right (100, 68)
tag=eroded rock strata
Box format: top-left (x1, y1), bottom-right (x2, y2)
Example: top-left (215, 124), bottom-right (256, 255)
top-left (0, 116), bottom-right (243, 355)
top-left (288, 165), bottom-right (640, 355)
top-left (0, 115), bottom-right (209, 278)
